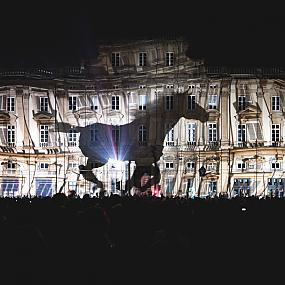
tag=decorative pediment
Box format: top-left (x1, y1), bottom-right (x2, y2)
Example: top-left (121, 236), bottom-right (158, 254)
top-left (33, 110), bottom-right (54, 122)
top-left (0, 110), bottom-right (10, 123)
top-left (238, 104), bottom-right (261, 120)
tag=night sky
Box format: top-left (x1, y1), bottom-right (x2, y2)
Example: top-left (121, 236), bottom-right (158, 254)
top-left (0, 2), bottom-right (284, 68)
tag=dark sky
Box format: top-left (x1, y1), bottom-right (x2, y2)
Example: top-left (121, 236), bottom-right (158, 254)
top-left (0, 2), bottom-right (284, 68)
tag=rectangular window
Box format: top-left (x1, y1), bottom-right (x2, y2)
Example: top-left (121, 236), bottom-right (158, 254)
top-left (165, 95), bottom-right (174, 110)
top-left (272, 124), bottom-right (280, 143)
top-left (7, 125), bottom-right (15, 146)
top-left (237, 124), bottom-right (246, 143)
top-left (271, 161), bottom-right (281, 170)
top-left (40, 97), bottom-right (49, 112)
top-left (165, 52), bottom-right (174, 66)
top-left (238, 96), bottom-right (246, 111)
top-left (233, 178), bottom-right (251, 197)
top-left (188, 95), bottom-right (196, 110)
top-left (208, 181), bottom-right (217, 197)
top-left (165, 177), bottom-right (174, 194)
top-left (39, 163), bottom-right (49, 170)
top-left (237, 162), bottom-right (246, 170)
top-left (139, 52), bottom-right (147, 66)
top-left (40, 125), bottom-right (49, 147)
top-left (166, 124), bottom-right (174, 146)
top-left (111, 52), bottom-right (120, 67)
top-left (68, 181), bottom-right (77, 192)
top-left (208, 123), bottom-right (217, 142)
top-left (272, 96), bottom-right (280, 111)
top-left (165, 162), bottom-right (174, 169)
top-left (138, 95), bottom-right (147, 110)
top-left (68, 96), bottom-right (77, 111)
top-left (208, 94), bottom-right (218, 109)
top-left (1, 179), bottom-right (19, 197)
top-left (112, 96), bottom-right (120, 110)
top-left (90, 95), bottom-right (98, 110)
top-left (187, 161), bottom-right (195, 170)
top-left (68, 129), bottom-right (78, 146)
top-left (36, 178), bottom-right (53, 197)
top-left (7, 97), bottom-right (15, 112)
top-left (187, 123), bottom-right (196, 145)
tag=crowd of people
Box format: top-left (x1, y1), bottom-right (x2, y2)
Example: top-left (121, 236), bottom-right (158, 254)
top-left (0, 193), bottom-right (284, 284)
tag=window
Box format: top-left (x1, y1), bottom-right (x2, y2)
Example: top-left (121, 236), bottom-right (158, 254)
top-left (237, 162), bottom-right (246, 170)
top-left (68, 129), bottom-right (78, 146)
top-left (112, 126), bottom-right (120, 144)
top-left (7, 161), bottom-right (16, 170)
top-left (165, 52), bottom-right (174, 66)
top-left (40, 97), bottom-right (49, 112)
top-left (187, 123), bottom-right (196, 145)
top-left (272, 124), bottom-right (280, 143)
top-left (36, 178), bottom-right (53, 197)
top-left (138, 125), bottom-right (147, 145)
top-left (90, 125), bottom-right (98, 142)
top-left (90, 95), bottom-right (98, 110)
top-left (68, 163), bottom-right (78, 170)
top-left (208, 94), bottom-right (218, 109)
top-left (238, 96), bottom-right (246, 111)
top-left (68, 181), bottom-right (77, 192)
top-left (139, 95), bottom-right (147, 110)
top-left (271, 161), bottom-right (281, 170)
top-left (207, 181), bottom-right (217, 197)
top-left (233, 178), bottom-right (251, 197)
top-left (165, 177), bottom-right (174, 194)
top-left (188, 94), bottom-right (195, 110)
top-left (112, 96), bottom-right (120, 110)
top-left (1, 179), bottom-right (19, 197)
top-left (165, 124), bottom-right (174, 146)
top-left (7, 125), bottom-right (15, 147)
top-left (165, 95), bottom-right (174, 110)
top-left (186, 178), bottom-right (194, 196)
top-left (68, 96), bottom-right (77, 111)
top-left (187, 162), bottom-right (195, 170)
top-left (188, 85), bottom-right (196, 94)
top-left (207, 163), bottom-right (216, 171)
top-left (208, 123), bottom-right (217, 142)
top-left (272, 96), bottom-right (280, 111)
top-left (39, 163), bottom-right (49, 170)
top-left (247, 122), bottom-right (263, 141)
top-left (7, 97), bottom-right (15, 112)
top-left (139, 52), bottom-right (147, 66)
top-left (165, 162), bottom-right (174, 169)
top-left (111, 52), bottom-right (120, 67)
top-left (237, 124), bottom-right (246, 144)
top-left (40, 125), bottom-right (49, 147)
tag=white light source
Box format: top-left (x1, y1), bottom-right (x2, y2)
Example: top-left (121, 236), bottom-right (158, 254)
top-left (108, 158), bottom-right (124, 169)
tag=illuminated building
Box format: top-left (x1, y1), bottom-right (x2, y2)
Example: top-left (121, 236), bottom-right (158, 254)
top-left (0, 37), bottom-right (285, 198)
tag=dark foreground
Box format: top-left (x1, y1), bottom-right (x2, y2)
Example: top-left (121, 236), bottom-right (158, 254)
top-left (0, 194), bottom-right (284, 284)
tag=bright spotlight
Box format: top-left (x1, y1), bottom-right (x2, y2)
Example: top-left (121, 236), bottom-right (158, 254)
top-left (108, 158), bottom-right (125, 169)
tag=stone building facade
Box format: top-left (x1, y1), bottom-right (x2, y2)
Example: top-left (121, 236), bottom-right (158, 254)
top-left (0, 37), bottom-right (285, 198)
